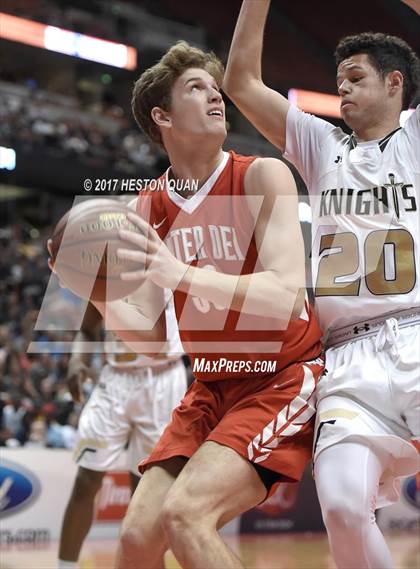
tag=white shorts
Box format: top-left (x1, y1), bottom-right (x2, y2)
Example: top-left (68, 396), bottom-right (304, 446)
top-left (74, 359), bottom-right (187, 475)
top-left (314, 318), bottom-right (420, 507)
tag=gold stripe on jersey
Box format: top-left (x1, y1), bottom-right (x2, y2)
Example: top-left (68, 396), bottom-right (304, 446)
top-left (319, 409), bottom-right (359, 421)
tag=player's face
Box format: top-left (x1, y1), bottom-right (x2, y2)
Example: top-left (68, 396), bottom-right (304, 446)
top-left (336, 54), bottom-right (388, 132)
top-left (167, 68), bottom-right (227, 141)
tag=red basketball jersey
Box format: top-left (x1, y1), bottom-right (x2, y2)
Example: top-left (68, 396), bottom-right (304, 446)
top-left (137, 150), bottom-right (322, 380)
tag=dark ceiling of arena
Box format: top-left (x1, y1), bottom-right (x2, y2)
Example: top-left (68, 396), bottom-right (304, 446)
top-left (154, 0), bottom-right (420, 96)
top-left (2, 0), bottom-right (419, 98)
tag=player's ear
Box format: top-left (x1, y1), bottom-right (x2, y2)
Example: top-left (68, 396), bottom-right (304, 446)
top-left (151, 107), bottom-right (171, 131)
top-left (387, 70), bottom-right (403, 96)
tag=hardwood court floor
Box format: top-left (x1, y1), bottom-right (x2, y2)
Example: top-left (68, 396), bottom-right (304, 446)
top-left (1, 532), bottom-right (418, 569)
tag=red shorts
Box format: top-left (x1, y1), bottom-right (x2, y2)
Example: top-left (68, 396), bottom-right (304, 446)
top-left (139, 357), bottom-right (324, 485)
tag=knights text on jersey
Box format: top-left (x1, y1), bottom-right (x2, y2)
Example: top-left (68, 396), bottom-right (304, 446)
top-left (285, 105), bottom-right (420, 334)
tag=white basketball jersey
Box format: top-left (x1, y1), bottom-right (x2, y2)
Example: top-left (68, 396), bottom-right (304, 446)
top-left (285, 105), bottom-right (420, 334)
top-left (105, 291), bottom-right (183, 367)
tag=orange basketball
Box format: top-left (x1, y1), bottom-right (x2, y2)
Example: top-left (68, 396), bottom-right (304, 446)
top-left (50, 199), bottom-right (144, 301)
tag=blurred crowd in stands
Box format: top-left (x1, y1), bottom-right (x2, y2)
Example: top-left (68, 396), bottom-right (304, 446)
top-left (2, 0), bottom-right (126, 43)
top-left (0, 223), bottom-right (92, 449)
top-left (0, 0), bottom-right (265, 450)
top-left (0, 85), bottom-right (164, 177)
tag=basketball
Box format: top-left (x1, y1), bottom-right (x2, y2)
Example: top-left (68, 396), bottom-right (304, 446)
top-left (50, 198), bottom-right (144, 301)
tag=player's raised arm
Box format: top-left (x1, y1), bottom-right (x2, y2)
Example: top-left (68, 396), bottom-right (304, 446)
top-left (224, 0), bottom-right (290, 151)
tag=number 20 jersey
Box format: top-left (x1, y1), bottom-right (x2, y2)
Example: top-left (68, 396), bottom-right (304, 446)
top-left (284, 105), bottom-right (420, 334)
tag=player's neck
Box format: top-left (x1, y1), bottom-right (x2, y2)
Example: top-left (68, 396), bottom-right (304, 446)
top-left (353, 117), bottom-right (400, 143)
top-left (167, 146), bottom-right (225, 198)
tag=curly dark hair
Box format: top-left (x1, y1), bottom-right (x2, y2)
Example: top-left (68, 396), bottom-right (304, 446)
top-left (335, 32), bottom-right (420, 109)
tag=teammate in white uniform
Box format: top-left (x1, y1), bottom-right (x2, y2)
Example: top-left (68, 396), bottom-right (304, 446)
top-left (224, 1), bottom-right (420, 567)
top-left (57, 298), bottom-right (187, 569)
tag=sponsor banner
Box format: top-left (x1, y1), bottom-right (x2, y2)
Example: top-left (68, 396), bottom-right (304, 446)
top-left (0, 448), bottom-right (131, 541)
top-left (377, 475), bottom-right (419, 532)
top-left (0, 459), bottom-right (41, 519)
top-left (0, 449), bottom-right (75, 543)
top-left (94, 471), bottom-right (131, 523)
top-left (239, 465), bottom-right (325, 534)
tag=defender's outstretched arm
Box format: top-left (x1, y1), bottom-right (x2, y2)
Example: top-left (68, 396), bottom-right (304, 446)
top-left (224, 0), bottom-right (290, 151)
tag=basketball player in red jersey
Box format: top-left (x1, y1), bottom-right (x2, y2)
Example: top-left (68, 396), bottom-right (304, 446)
top-left (91, 42), bottom-right (323, 569)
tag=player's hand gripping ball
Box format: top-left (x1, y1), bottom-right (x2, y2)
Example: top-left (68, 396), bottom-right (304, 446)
top-left (49, 199), bottom-right (145, 301)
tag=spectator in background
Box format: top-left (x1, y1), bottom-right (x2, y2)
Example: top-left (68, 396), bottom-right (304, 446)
top-left (1, 390), bottom-right (27, 445)
top-left (0, 87), bottom-right (160, 174)
top-left (0, 223), bottom-right (81, 447)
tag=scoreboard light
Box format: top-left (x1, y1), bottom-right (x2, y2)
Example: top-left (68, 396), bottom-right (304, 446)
top-left (288, 88), bottom-right (341, 118)
top-left (0, 12), bottom-right (137, 70)
top-left (0, 146), bottom-right (16, 171)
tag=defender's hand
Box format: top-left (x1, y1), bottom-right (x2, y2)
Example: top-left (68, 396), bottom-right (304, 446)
top-left (67, 360), bottom-right (92, 404)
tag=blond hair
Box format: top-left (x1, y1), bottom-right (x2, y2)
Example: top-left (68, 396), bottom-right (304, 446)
top-left (132, 41), bottom-right (224, 147)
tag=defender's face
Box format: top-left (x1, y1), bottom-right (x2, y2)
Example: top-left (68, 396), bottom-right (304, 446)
top-left (336, 53), bottom-right (388, 131)
top-left (167, 68), bottom-right (227, 140)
